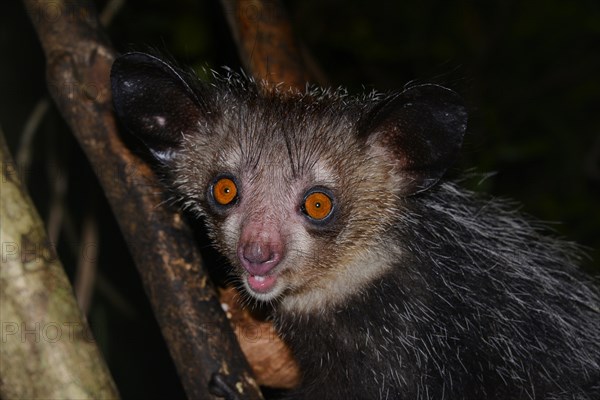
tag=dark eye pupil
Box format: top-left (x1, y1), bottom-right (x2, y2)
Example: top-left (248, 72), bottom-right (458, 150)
top-left (315, 202), bottom-right (321, 208)
top-left (224, 187), bottom-right (230, 194)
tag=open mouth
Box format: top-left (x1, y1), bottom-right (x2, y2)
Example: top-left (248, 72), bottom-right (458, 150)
top-left (247, 274), bottom-right (278, 293)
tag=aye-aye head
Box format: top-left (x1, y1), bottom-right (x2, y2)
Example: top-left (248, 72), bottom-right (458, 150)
top-left (111, 52), bottom-right (467, 311)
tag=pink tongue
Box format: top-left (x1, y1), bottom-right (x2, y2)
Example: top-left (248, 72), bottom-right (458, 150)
top-left (247, 274), bottom-right (277, 293)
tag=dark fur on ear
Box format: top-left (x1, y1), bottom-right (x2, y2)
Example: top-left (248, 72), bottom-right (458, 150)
top-left (359, 84), bottom-right (467, 195)
top-left (111, 52), bottom-right (213, 162)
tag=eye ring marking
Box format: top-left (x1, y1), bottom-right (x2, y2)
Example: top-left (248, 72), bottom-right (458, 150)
top-left (302, 190), bottom-right (334, 221)
top-left (212, 177), bottom-right (238, 206)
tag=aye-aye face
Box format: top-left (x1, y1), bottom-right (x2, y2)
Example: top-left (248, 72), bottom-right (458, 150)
top-left (110, 52), bottom-right (467, 310)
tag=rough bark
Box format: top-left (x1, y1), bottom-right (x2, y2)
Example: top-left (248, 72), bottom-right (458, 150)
top-left (220, 0), bottom-right (311, 90)
top-left (0, 133), bottom-right (119, 399)
top-left (20, 0), bottom-right (262, 398)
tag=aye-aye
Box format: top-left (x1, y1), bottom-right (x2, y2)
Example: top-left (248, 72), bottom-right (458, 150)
top-left (111, 52), bottom-right (600, 400)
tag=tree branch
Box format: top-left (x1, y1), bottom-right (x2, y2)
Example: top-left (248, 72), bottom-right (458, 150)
top-left (0, 130), bottom-right (119, 399)
top-left (220, 0), bottom-right (311, 89)
top-left (21, 0), bottom-right (261, 398)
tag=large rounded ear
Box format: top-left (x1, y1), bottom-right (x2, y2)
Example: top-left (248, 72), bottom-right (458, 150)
top-left (110, 52), bottom-right (210, 162)
top-left (359, 84), bottom-right (467, 195)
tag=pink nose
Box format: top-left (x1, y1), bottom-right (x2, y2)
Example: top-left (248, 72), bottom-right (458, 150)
top-left (238, 241), bottom-right (282, 276)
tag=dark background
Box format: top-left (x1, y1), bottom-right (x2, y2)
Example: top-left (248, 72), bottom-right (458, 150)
top-left (1, 0), bottom-right (599, 398)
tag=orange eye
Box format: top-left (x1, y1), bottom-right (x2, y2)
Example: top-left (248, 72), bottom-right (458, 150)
top-left (213, 177), bottom-right (238, 205)
top-left (303, 191), bottom-right (333, 220)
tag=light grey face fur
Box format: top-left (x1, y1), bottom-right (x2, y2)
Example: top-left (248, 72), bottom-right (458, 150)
top-left (167, 90), bottom-right (404, 309)
top-left (111, 53), bottom-right (599, 399)
top-left (111, 54), bottom-right (469, 312)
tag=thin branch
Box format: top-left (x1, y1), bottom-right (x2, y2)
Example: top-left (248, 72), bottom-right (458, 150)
top-left (44, 137), bottom-right (68, 246)
top-left (15, 98), bottom-right (50, 182)
top-left (74, 209), bottom-right (99, 314)
top-left (99, 0), bottom-right (125, 26)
